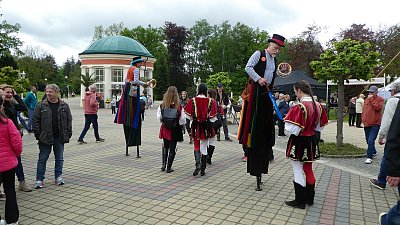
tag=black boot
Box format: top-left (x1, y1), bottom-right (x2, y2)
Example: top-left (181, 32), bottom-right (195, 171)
top-left (193, 151), bottom-right (201, 176)
top-left (207, 145), bottom-right (215, 164)
top-left (285, 181), bottom-right (306, 209)
top-left (305, 183), bottom-right (315, 206)
top-left (166, 147), bottom-right (176, 173)
top-left (161, 147), bottom-right (167, 171)
top-left (255, 175), bottom-right (263, 191)
top-left (200, 154), bottom-right (207, 176)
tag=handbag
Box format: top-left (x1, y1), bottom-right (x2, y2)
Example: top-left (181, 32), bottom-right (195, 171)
top-left (212, 113), bottom-right (223, 130)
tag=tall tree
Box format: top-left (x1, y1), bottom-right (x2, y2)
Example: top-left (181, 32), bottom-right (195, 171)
top-left (375, 24), bottom-right (400, 77)
top-left (164, 22), bottom-right (189, 92)
top-left (286, 24), bottom-right (324, 77)
top-left (310, 39), bottom-right (380, 147)
top-left (92, 22), bottom-right (124, 42)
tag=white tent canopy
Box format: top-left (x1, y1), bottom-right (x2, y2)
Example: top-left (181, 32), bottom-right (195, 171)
top-left (378, 77), bottom-right (400, 99)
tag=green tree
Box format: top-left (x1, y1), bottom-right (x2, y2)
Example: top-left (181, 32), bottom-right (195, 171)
top-left (206, 72), bottom-right (232, 93)
top-left (0, 66), bottom-right (30, 93)
top-left (310, 39), bottom-right (380, 147)
top-left (0, 15), bottom-right (22, 57)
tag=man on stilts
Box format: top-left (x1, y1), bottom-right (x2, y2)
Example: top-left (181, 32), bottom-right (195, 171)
top-left (238, 34), bottom-right (285, 191)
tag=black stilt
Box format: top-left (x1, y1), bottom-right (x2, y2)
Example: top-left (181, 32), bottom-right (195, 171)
top-left (125, 145), bottom-right (129, 156)
top-left (255, 175), bottom-right (262, 191)
top-left (136, 146), bottom-right (141, 158)
top-left (161, 146), bottom-right (167, 171)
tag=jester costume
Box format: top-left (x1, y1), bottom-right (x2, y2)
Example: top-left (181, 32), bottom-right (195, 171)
top-left (238, 50), bottom-right (277, 181)
top-left (114, 65), bottom-right (144, 147)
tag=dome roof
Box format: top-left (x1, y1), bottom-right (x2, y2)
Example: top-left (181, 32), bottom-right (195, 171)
top-left (79, 35), bottom-right (154, 58)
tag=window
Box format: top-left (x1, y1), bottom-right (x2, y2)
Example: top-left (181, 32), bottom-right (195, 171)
top-left (95, 83), bottom-right (104, 95)
top-left (112, 68), bottom-right (124, 82)
top-left (95, 67), bottom-right (104, 81)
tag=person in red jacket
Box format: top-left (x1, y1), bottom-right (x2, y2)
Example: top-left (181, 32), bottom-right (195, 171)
top-left (78, 85), bottom-right (105, 144)
top-left (0, 96), bottom-right (22, 224)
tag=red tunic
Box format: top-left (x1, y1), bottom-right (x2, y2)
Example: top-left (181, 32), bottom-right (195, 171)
top-left (184, 97), bottom-right (218, 140)
top-left (284, 99), bottom-right (328, 162)
top-left (285, 100), bottom-right (328, 136)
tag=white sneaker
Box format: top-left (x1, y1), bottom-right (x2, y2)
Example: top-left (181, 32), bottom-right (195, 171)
top-left (0, 219), bottom-right (5, 225)
top-left (379, 212), bottom-right (387, 224)
top-left (365, 158), bottom-right (373, 164)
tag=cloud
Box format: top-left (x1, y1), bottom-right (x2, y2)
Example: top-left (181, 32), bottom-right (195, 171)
top-left (2, 0), bottom-right (399, 65)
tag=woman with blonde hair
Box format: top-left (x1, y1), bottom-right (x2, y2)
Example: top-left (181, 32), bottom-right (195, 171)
top-left (157, 86), bottom-right (186, 173)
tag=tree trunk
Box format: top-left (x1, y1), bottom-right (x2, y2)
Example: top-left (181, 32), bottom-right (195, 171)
top-left (336, 77), bottom-right (345, 148)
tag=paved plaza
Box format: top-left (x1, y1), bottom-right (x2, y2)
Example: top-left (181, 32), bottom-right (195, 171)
top-left (2, 97), bottom-right (398, 225)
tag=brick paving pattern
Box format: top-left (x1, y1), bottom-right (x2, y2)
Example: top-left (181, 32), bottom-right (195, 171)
top-left (1, 97), bottom-right (398, 224)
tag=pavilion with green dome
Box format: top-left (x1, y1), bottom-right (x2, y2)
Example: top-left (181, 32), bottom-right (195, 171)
top-left (79, 35), bottom-right (156, 104)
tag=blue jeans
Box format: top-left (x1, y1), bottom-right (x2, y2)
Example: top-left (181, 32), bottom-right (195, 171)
top-left (78, 114), bottom-right (100, 141)
top-left (36, 138), bottom-right (64, 181)
top-left (15, 156), bottom-right (25, 182)
top-left (364, 125), bottom-right (380, 158)
top-left (27, 108), bottom-right (34, 131)
top-left (377, 146), bottom-right (389, 186)
top-left (381, 187), bottom-right (400, 225)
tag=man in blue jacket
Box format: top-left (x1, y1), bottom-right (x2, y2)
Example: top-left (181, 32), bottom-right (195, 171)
top-left (24, 85), bottom-right (38, 132)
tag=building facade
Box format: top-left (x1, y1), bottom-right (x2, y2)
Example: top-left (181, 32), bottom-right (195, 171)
top-left (79, 36), bottom-right (156, 105)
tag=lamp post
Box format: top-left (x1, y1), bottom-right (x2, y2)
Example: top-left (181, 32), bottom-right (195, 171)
top-left (193, 77), bottom-right (201, 86)
top-left (20, 71), bottom-right (26, 79)
top-left (65, 76), bottom-right (69, 99)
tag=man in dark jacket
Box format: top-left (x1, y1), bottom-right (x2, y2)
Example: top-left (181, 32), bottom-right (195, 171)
top-left (379, 97), bottom-right (400, 224)
top-left (216, 83), bottom-right (232, 142)
top-left (32, 84), bottom-right (72, 189)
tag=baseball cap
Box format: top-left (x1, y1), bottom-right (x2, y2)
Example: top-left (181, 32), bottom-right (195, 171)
top-left (367, 85), bottom-right (378, 93)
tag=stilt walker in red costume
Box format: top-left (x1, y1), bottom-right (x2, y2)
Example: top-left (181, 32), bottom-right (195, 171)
top-left (238, 34), bottom-right (285, 191)
top-left (284, 80), bottom-right (328, 209)
top-left (184, 83), bottom-right (218, 177)
top-left (114, 57), bottom-right (150, 156)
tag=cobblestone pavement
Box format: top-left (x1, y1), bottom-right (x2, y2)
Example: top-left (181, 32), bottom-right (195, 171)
top-left (2, 98), bottom-right (397, 225)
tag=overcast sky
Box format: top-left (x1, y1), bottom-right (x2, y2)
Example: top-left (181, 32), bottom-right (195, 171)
top-left (2, 0), bottom-right (399, 65)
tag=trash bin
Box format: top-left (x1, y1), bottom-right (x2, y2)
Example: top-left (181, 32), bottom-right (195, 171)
top-left (99, 100), bottom-right (105, 108)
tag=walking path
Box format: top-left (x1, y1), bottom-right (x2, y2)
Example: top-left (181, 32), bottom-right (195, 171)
top-left (2, 97), bottom-right (396, 225)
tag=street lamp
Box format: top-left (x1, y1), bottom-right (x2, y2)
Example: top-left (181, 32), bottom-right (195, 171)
top-left (19, 71), bottom-right (26, 79)
top-left (193, 77), bottom-right (201, 86)
top-left (64, 76), bottom-right (69, 98)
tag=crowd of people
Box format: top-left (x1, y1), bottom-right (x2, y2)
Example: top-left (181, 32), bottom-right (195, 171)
top-left (1, 34), bottom-right (400, 225)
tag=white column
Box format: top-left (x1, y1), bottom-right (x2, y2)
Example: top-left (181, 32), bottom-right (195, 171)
top-left (104, 66), bottom-right (112, 100)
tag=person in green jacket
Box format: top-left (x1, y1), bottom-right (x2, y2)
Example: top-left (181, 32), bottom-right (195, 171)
top-left (24, 85), bottom-right (38, 132)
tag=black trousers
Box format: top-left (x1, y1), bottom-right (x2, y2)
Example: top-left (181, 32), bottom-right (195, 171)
top-left (349, 113), bottom-right (356, 126)
top-left (356, 113), bottom-right (362, 127)
top-left (278, 119), bottom-right (285, 135)
top-left (1, 168), bottom-right (19, 223)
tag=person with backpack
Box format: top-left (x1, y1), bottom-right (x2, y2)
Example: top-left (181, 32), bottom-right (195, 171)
top-left (157, 86), bottom-right (185, 173)
top-left (184, 83), bottom-right (218, 177)
top-left (0, 96), bottom-right (22, 225)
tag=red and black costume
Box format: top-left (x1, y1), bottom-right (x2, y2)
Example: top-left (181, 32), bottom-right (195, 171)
top-left (184, 96), bottom-right (218, 176)
top-left (284, 96), bottom-right (328, 209)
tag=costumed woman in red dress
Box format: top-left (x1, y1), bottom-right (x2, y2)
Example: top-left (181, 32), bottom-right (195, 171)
top-left (184, 83), bottom-right (218, 176)
top-left (157, 86), bottom-right (186, 173)
top-left (284, 80), bottom-right (328, 209)
top-left (114, 57), bottom-right (151, 150)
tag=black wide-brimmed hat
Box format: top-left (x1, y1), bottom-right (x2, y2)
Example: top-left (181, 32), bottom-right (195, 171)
top-left (131, 56), bottom-right (144, 65)
top-left (268, 34), bottom-right (286, 47)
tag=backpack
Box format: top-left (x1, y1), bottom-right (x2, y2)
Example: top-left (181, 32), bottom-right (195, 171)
top-left (161, 107), bottom-right (178, 129)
